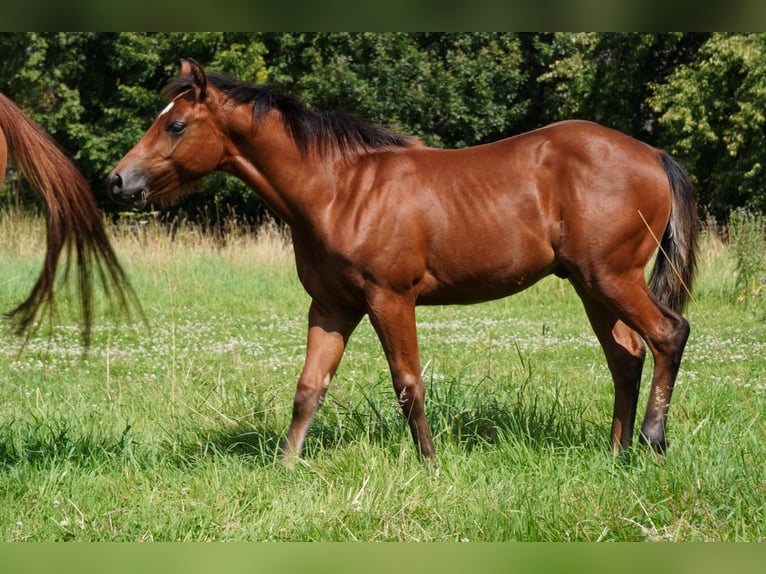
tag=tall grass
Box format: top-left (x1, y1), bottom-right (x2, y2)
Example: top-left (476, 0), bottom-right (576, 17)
top-left (728, 209), bottom-right (766, 305)
top-left (0, 207), bottom-right (764, 541)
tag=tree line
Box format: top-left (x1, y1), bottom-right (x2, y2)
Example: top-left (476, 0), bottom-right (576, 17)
top-left (1, 32), bottom-right (764, 222)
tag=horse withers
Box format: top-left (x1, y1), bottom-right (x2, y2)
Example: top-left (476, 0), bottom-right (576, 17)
top-left (108, 59), bottom-right (697, 461)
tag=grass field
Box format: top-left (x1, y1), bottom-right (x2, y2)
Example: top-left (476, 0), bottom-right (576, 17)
top-left (0, 209), bottom-right (764, 541)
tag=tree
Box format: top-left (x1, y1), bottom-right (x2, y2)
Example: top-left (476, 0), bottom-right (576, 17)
top-left (650, 33), bottom-right (766, 219)
top-left (261, 32), bottom-right (528, 148)
top-left (3, 32), bottom-right (761, 221)
top-left (531, 32), bottom-right (708, 142)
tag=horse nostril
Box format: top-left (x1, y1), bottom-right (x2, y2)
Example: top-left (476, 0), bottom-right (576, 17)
top-left (109, 173), bottom-right (122, 191)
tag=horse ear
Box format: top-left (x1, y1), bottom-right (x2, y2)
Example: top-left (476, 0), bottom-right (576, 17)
top-left (180, 58), bottom-right (207, 102)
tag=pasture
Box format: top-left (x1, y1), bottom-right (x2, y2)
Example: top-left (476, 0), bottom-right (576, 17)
top-left (0, 209), bottom-right (763, 541)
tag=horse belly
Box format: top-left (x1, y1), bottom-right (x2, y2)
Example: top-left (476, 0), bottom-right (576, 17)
top-left (417, 237), bottom-right (556, 305)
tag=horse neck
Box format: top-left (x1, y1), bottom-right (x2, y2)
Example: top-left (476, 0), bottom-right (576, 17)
top-left (222, 110), bottom-right (336, 228)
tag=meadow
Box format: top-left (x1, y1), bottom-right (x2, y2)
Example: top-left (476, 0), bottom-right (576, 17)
top-left (0, 208), bottom-right (763, 541)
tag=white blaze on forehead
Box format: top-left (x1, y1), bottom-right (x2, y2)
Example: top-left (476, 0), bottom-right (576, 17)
top-left (157, 101), bottom-right (175, 118)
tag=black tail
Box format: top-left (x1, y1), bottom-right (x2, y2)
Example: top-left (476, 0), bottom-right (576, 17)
top-left (648, 152), bottom-right (698, 312)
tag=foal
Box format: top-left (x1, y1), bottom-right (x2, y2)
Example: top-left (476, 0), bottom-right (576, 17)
top-left (109, 59), bottom-right (697, 460)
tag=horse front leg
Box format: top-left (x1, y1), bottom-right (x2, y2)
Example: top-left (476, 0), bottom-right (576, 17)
top-left (365, 287), bottom-right (435, 459)
top-left (281, 299), bottom-right (362, 462)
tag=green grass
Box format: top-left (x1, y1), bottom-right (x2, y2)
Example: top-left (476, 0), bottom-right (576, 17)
top-left (0, 211), bottom-right (764, 541)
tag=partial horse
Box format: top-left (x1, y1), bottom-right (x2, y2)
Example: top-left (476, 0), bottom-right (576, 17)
top-left (108, 59), bottom-right (697, 460)
top-left (0, 93), bottom-right (135, 345)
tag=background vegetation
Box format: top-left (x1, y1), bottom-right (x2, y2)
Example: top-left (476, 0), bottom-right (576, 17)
top-left (2, 32), bottom-right (766, 220)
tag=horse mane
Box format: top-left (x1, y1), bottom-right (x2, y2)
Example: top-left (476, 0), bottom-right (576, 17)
top-left (163, 73), bottom-right (416, 157)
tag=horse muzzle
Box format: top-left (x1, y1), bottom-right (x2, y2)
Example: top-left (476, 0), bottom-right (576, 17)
top-left (107, 171), bottom-right (149, 208)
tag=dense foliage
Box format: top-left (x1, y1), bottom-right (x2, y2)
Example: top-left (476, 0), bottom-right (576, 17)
top-left (2, 32), bottom-right (765, 220)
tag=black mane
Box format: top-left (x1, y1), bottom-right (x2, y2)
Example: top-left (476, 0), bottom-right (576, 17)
top-left (163, 73), bottom-right (415, 157)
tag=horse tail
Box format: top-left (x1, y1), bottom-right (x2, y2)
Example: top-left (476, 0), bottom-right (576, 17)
top-left (0, 92), bottom-right (137, 346)
top-left (648, 151), bottom-right (698, 313)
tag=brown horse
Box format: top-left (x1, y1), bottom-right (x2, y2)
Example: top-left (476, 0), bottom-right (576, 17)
top-left (108, 59), bottom-right (697, 460)
top-left (0, 92), bottom-right (135, 345)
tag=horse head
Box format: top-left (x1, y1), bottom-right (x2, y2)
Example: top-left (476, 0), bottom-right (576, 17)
top-left (108, 59), bottom-right (226, 208)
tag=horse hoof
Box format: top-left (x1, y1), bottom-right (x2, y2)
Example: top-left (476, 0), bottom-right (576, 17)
top-left (639, 433), bottom-right (668, 454)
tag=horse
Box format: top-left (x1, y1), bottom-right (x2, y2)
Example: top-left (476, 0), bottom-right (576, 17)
top-left (0, 92), bottom-right (135, 345)
top-left (108, 58), bottom-right (698, 461)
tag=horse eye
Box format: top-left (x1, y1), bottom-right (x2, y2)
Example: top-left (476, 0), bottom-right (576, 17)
top-left (166, 120), bottom-right (187, 136)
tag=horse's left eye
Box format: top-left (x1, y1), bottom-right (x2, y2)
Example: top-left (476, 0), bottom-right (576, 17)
top-left (166, 121), bottom-right (187, 136)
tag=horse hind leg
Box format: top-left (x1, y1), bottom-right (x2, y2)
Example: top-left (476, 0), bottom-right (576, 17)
top-left (575, 274), bottom-right (690, 454)
top-left (572, 283), bottom-right (646, 453)
top-left (636, 300), bottom-right (690, 453)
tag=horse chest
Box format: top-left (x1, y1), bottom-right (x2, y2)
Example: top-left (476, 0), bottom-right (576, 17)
top-left (291, 238), bottom-right (369, 307)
